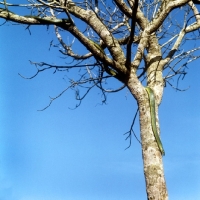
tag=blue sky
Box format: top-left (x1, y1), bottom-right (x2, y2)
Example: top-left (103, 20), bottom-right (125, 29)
top-left (0, 3), bottom-right (200, 200)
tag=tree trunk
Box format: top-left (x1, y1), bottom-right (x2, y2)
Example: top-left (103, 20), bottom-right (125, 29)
top-left (138, 97), bottom-right (168, 200)
top-left (127, 71), bottom-right (168, 199)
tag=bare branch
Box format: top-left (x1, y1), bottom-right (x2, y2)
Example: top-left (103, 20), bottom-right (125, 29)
top-left (124, 108), bottom-right (141, 150)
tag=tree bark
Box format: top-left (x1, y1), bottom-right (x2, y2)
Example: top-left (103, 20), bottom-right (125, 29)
top-left (139, 97), bottom-right (168, 200)
top-left (127, 69), bottom-right (168, 199)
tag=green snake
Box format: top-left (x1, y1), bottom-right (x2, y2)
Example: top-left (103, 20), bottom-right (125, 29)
top-left (145, 87), bottom-right (165, 156)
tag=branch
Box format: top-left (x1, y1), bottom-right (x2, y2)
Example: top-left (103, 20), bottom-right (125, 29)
top-left (0, 8), bottom-right (71, 25)
top-left (54, 24), bottom-right (93, 59)
top-left (124, 107), bottom-right (141, 149)
top-left (67, 1), bottom-right (127, 70)
top-left (126, 0), bottom-right (138, 68)
top-left (38, 73), bottom-right (114, 111)
top-left (18, 61), bottom-right (96, 79)
top-left (62, 24), bottom-right (127, 76)
top-left (147, 0), bottom-right (190, 33)
top-left (113, 0), bottom-right (132, 18)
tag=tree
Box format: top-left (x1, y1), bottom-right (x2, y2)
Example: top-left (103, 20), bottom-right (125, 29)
top-left (0, 0), bottom-right (200, 199)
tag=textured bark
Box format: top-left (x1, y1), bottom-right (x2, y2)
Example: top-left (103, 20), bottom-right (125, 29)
top-left (139, 93), bottom-right (168, 200)
top-left (127, 70), bottom-right (168, 199)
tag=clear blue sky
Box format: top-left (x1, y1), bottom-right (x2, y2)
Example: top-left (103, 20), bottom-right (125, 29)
top-left (0, 3), bottom-right (200, 200)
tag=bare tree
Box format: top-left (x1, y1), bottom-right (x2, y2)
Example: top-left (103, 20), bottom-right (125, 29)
top-left (1, 0), bottom-right (200, 199)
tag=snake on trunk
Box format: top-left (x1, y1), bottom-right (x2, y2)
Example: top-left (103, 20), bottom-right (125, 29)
top-left (145, 87), bottom-right (165, 156)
